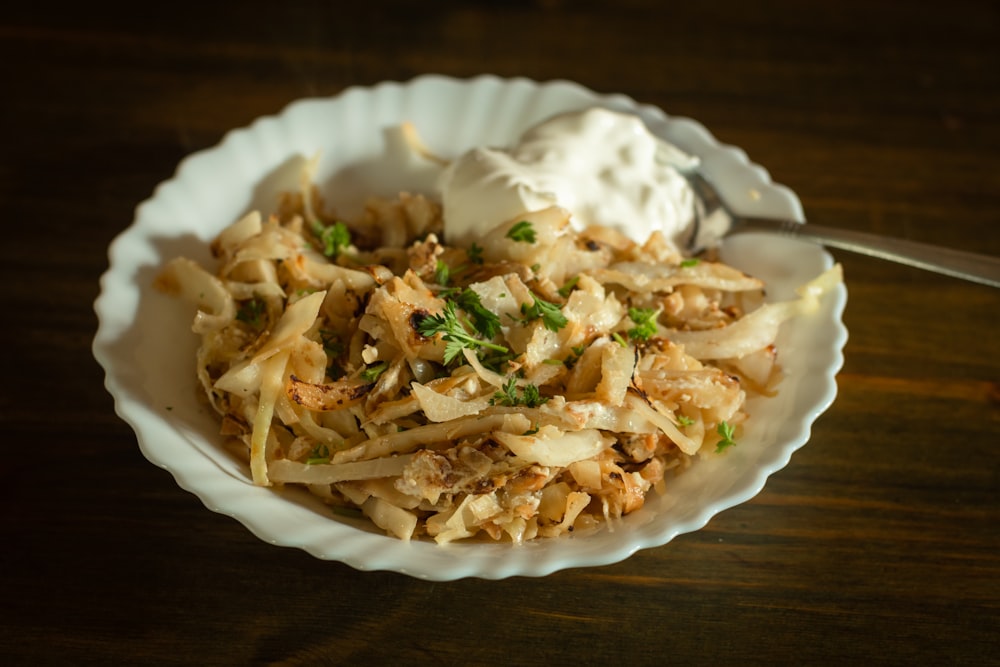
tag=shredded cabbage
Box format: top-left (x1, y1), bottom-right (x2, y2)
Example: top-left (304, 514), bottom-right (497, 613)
top-left (156, 166), bottom-right (842, 543)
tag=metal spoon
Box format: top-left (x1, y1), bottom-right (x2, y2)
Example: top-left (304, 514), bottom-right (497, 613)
top-left (684, 171), bottom-right (1000, 289)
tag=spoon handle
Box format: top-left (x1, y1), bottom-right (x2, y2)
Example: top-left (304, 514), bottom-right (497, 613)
top-left (733, 217), bottom-right (1000, 289)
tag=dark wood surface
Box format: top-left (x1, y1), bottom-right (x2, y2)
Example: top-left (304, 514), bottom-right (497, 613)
top-left (2, 2), bottom-right (998, 665)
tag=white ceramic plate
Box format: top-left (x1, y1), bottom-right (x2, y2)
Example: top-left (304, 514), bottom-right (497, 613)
top-left (93, 74), bottom-right (848, 580)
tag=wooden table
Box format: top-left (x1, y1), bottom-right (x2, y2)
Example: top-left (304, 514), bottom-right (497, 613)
top-left (3, 2), bottom-right (997, 664)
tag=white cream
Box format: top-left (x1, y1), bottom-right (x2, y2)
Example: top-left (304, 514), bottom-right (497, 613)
top-left (438, 107), bottom-right (699, 247)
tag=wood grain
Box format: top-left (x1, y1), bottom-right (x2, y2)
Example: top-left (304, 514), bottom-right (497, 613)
top-left (1, 1), bottom-right (997, 664)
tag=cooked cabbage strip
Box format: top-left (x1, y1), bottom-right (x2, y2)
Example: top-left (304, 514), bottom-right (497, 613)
top-left (268, 453), bottom-right (415, 485)
top-left (286, 374), bottom-right (374, 411)
top-left (332, 413), bottom-right (532, 464)
top-left (250, 350), bottom-right (290, 485)
top-left (665, 264), bottom-right (843, 359)
top-left (154, 257), bottom-right (235, 333)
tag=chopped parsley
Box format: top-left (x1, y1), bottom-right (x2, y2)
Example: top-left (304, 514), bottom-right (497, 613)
top-left (434, 259), bottom-right (451, 286)
top-left (236, 297), bottom-right (266, 327)
top-left (452, 288), bottom-right (502, 339)
top-left (563, 343), bottom-right (587, 369)
top-left (361, 361), bottom-right (389, 382)
top-left (467, 242), bottom-right (484, 265)
top-left (558, 276), bottom-right (580, 298)
top-left (680, 258), bottom-right (700, 268)
top-left (506, 220), bottom-right (536, 243)
top-left (478, 348), bottom-right (515, 374)
top-left (520, 294), bottom-right (568, 332)
top-left (627, 306), bottom-right (661, 342)
top-left (313, 220), bottom-right (352, 258)
top-left (675, 414), bottom-right (695, 427)
top-left (715, 421), bottom-right (737, 453)
top-left (305, 443), bottom-right (331, 465)
top-left (611, 332), bottom-right (627, 347)
top-left (417, 300), bottom-right (509, 365)
top-left (490, 376), bottom-right (548, 408)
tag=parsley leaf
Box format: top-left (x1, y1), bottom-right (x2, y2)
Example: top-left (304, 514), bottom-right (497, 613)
top-left (627, 306), bottom-right (661, 342)
top-left (680, 258), bottom-right (700, 268)
top-left (715, 421), bottom-right (737, 453)
top-left (563, 343), bottom-right (587, 369)
top-left (478, 348), bottom-right (515, 374)
top-left (490, 376), bottom-right (549, 408)
top-left (558, 276), bottom-right (580, 298)
top-left (675, 414), bottom-right (695, 427)
top-left (491, 375), bottom-right (517, 406)
top-left (236, 297), bottom-right (266, 327)
top-left (434, 259), bottom-right (451, 286)
top-left (417, 301), bottom-right (509, 365)
top-left (453, 288), bottom-right (502, 339)
top-left (305, 443), bottom-right (330, 465)
top-left (467, 243), bottom-right (484, 265)
top-left (520, 294), bottom-right (568, 332)
top-left (520, 383), bottom-right (547, 407)
top-left (314, 220), bottom-right (351, 258)
top-left (506, 220), bottom-right (536, 243)
top-left (361, 361), bottom-right (389, 382)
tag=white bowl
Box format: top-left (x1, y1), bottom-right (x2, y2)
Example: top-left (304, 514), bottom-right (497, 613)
top-left (93, 74), bottom-right (848, 580)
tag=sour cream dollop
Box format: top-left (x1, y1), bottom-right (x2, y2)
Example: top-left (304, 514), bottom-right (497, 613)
top-left (438, 107), bottom-right (699, 248)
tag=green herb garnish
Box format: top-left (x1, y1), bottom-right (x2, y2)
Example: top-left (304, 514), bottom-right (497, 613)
top-left (467, 242), bottom-right (484, 265)
top-left (236, 297), bottom-right (266, 327)
top-left (676, 414), bottom-right (695, 427)
top-left (520, 294), bottom-right (568, 332)
top-left (361, 361), bottom-right (389, 382)
top-left (417, 301), bottom-right (509, 365)
top-left (434, 259), bottom-right (451, 286)
top-left (558, 276), bottom-right (580, 298)
top-left (680, 258), bottom-right (700, 268)
top-left (627, 306), bottom-right (661, 342)
top-left (313, 220), bottom-right (351, 258)
top-left (563, 343), bottom-right (587, 369)
top-left (715, 421), bottom-right (737, 453)
top-left (453, 288), bottom-right (502, 339)
top-left (305, 443), bottom-right (331, 465)
top-left (521, 383), bottom-right (547, 407)
top-left (506, 220), bottom-right (536, 243)
top-left (490, 376), bottom-right (548, 408)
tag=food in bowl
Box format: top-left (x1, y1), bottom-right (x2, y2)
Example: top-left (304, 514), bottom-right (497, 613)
top-left (154, 108), bottom-right (841, 544)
